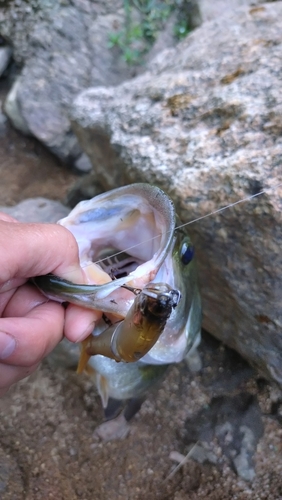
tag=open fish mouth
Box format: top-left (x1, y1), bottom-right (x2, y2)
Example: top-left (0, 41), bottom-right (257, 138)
top-left (59, 183), bottom-right (175, 286)
top-left (33, 183), bottom-right (177, 317)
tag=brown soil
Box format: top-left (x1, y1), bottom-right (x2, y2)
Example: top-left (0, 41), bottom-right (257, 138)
top-left (0, 81), bottom-right (282, 500)
top-left (0, 122), bottom-right (78, 206)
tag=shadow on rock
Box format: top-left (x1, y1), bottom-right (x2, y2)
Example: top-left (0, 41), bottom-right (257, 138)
top-left (182, 392), bottom-right (264, 481)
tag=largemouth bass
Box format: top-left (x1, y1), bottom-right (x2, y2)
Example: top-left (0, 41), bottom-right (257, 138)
top-left (34, 184), bottom-right (202, 437)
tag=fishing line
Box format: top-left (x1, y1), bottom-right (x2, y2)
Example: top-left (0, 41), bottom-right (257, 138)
top-left (175, 181), bottom-right (282, 231)
top-left (92, 181), bottom-right (282, 266)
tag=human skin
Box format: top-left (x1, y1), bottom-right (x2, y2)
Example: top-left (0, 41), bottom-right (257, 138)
top-left (0, 214), bottom-right (100, 396)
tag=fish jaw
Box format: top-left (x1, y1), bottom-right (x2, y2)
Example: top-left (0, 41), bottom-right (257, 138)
top-left (32, 273), bottom-right (133, 317)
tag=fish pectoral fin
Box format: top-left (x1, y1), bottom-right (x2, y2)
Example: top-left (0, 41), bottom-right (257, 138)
top-left (84, 364), bottom-right (96, 376)
top-left (96, 374), bottom-right (110, 409)
top-left (76, 337), bottom-right (92, 374)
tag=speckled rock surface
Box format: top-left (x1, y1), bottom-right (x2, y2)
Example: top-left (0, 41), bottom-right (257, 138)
top-left (71, 3), bottom-right (282, 384)
top-left (198, 0), bottom-right (273, 22)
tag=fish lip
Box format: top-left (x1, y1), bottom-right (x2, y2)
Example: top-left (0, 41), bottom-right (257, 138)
top-left (142, 285), bottom-right (181, 305)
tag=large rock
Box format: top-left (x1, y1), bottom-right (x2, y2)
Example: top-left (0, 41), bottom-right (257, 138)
top-left (0, 0), bottom-right (268, 165)
top-left (0, 0), bottom-right (139, 164)
top-left (0, 0), bottom-right (180, 166)
top-left (177, 0), bottom-right (270, 30)
top-left (71, 3), bottom-right (282, 385)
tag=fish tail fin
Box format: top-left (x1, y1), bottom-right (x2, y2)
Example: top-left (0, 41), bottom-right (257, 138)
top-left (96, 374), bottom-right (110, 408)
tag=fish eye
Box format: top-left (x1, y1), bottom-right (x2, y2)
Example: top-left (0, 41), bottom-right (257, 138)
top-left (180, 239), bottom-right (194, 265)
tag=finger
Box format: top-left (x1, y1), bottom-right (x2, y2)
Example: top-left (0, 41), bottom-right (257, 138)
top-left (0, 212), bottom-right (18, 223)
top-left (0, 362), bottom-right (39, 396)
top-left (3, 282), bottom-right (49, 318)
top-left (3, 283), bottom-right (101, 344)
top-left (0, 301), bottom-right (65, 367)
top-left (0, 221), bottom-right (84, 284)
top-left (64, 303), bottom-right (102, 343)
top-left (0, 287), bottom-right (17, 317)
top-left (0, 278), bottom-right (27, 295)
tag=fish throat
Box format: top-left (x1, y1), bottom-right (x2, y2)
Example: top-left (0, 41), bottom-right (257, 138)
top-left (97, 249), bottom-right (143, 280)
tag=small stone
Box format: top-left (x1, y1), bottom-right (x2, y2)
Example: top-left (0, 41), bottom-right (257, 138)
top-left (0, 46), bottom-right (12, 77)
top-left (94, 413), bottom-right (130, 442)
top-left (74, 153), bottom-right (92, 173)
top-left (4, 79), bottom-right (30, 135)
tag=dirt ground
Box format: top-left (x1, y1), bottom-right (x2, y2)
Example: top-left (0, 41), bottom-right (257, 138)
top-left (1, 334), bottom-right (282, 500)
top-left (0, 83), bottom-right (282, 500)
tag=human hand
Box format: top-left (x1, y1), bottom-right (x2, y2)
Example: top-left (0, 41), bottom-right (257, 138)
top-left (0, 214), bottom-right (100, 396)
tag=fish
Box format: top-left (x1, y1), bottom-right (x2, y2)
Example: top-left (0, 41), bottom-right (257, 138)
top-left (33, 183), bottom-right (202, 438)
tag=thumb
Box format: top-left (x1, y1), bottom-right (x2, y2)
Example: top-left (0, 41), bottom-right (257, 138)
top-left (0, 220), bottom-right (84, 283)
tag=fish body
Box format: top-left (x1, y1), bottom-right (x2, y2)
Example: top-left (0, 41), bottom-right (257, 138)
top-left (34, 184), bottom-right (202, 416)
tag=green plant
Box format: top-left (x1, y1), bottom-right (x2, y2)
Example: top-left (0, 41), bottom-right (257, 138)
top-left (108, 19), bottom-right (144, 65)
top-left (174, 18), bottom-right (192, 39)
top-left (108, 0), bottom-right (187, 65)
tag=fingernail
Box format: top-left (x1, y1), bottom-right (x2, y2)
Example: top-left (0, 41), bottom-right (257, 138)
top-left (75, 322), bottom-right (95, 343)
top-left (0, 332), bottom-right (16, 359)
